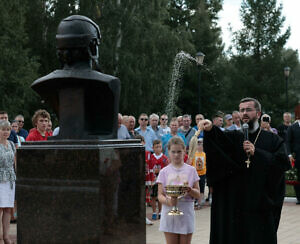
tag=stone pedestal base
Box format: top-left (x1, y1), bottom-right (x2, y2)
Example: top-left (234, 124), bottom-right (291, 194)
top-left (17, 139), bottom-right (145, 244)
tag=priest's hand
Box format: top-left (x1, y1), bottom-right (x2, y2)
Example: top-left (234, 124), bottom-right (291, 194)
top-left (198, 119), bottom-right (212, 131)
top-left (243, 141), bottom-right (255, 156)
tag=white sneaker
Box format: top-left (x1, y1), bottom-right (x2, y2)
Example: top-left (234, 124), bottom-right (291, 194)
top-left (146, 217), bottom-right (154, 225)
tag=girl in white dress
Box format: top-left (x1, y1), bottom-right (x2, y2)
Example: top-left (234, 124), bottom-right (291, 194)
top-left (157, 136), bottom-right (200, 244)
top-left (0, 120), bottom-right (16, 244)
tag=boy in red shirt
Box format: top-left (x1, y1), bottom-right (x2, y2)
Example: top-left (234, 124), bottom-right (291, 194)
top-left (26, 109), bottom-right (52, 141)
top-left (135, 135), bottom-right (154, 225)
top-left (150, 139), bottom-right (168, 220)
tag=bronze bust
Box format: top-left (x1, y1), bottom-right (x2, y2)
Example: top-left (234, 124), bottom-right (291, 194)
top-left (31, 15), bottom-right (120, 139)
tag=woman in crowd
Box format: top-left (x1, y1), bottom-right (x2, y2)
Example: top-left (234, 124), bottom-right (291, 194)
top-left (0, 120), bottom-right (16, 244)
top-left (11, 120), bottom-right (25, 147)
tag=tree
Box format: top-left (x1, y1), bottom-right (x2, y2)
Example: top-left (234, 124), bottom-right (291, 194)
top-left (234, 0), bottom-right (290, 59)
top-left (92, 0), bottom-right (195, 116)
top-left (169, 0), bottom-right (224, 118)
top-left (24, 0), bottom-right (78, 76)
top-left (19, 0), bottom-right (225, 120)
top-left (226, 0), bottom-right (298, 123)
top-left (0, 0), bottom-right (39, 122)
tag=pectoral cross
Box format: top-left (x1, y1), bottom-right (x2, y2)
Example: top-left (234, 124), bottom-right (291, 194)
top-left (245, 158), bottom-right (251, 168)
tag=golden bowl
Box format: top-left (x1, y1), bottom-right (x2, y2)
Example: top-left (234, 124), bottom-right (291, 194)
top-left (165, 185), bottom-right (189, 197)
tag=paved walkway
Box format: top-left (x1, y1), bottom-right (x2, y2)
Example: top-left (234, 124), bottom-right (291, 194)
top-left (146, 198), bottom-right (300, 244)
top-left (3, 198), bottom-right (299, 244)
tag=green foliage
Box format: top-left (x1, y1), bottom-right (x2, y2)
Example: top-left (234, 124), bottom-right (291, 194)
top-left (91, 0), bottom-right (195, 116)
top-left (285, 184), bottom-right (296, 197)
top-left (24, 0), bottom-right (78, 75)
top-left (224, 0), bottom-right (299, 126)
top-left (0, 0), bottom-right (39, 123)
top-left (1, 0), bottom-right (300, 128)
top-left (234, 0), bottom-right (290, 58)
top-left (171, 0), bottom-right (224, 119)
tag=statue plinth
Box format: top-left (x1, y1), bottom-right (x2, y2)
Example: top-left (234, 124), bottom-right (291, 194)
top-left (17, 140), bottom-right (145, 243)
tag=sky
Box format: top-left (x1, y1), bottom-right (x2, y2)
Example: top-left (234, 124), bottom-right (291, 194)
top-left (218, 0), bottom-right (300, 52)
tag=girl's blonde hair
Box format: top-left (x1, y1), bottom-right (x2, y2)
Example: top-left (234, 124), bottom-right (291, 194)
top-left (0, 120), bottom-right (11, 130)
top-left (167, 136), bottom-right (185, 150)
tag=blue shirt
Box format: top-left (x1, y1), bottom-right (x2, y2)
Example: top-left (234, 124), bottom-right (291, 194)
top-left (158, 126), bottom-right (171, 137)
top-left (161, 133), bottom-right (187, 156)
top-left (135, 127), bottom-right (157, 152)
top-left (178, 127), bottom-right (197, 147)
top-left (193, 126), bottom-right (204, 139)
top-left (8, 130), bottom-right (18, 144)
top-left (18, 128), bottom-right (29, 139)
top-left (226, 124), bottom-right (241, 131)
top-left (118, 124), bottom-right (131, 139)
top-left (147, 126), bottom-right (166, 140)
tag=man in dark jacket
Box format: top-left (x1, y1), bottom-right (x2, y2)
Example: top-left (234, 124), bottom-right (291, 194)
top-left (200, 97), bottom-right (290, 244)
top-left (286, 116), bottom-right (300, 204)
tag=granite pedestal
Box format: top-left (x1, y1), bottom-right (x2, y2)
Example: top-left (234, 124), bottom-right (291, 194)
top-left (17, 139), bottom-right (145, 244)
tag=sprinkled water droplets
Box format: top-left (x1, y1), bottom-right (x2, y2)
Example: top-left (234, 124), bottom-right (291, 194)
top-left (165, 51), bottom-right (197, 118)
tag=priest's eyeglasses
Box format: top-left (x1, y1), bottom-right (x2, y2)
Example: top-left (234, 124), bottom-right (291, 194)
top-left (239, 108), bottom-right (255, 113)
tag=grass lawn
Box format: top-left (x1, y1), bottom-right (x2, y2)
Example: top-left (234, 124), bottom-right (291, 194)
top-left (286, 184), bottom-right (296, 197)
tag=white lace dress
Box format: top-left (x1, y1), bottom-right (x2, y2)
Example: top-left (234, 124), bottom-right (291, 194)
top-left (0, 141), bottom-right (16, 207)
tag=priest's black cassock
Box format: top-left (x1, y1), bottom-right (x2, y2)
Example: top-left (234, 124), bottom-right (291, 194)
top-left (203, 126), bottom-right (290, 244)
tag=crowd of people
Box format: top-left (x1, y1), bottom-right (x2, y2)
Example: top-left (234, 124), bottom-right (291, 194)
top-left (0, 109), bottom-right (53, 244)
top-left (0, 97), bottom-right (299, 244)
top-left (118, 98), bottom-right (298, 244)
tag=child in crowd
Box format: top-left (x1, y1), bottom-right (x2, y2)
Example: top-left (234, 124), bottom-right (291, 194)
top-left (150, 140), bottom-right (168, 220)
top-left (135, 135), bottom-right (154, 225)
top-left (191, 138), bottom-right (206, 209)
top-left (157, 136), bottom-right (200, 244)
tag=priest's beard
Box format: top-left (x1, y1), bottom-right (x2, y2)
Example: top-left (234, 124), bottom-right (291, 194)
top-left (248, 119), bottom-right (259, 133)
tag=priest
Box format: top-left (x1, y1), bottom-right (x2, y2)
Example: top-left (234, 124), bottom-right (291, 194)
top-left (200, 97), bottom-right (290, 244)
